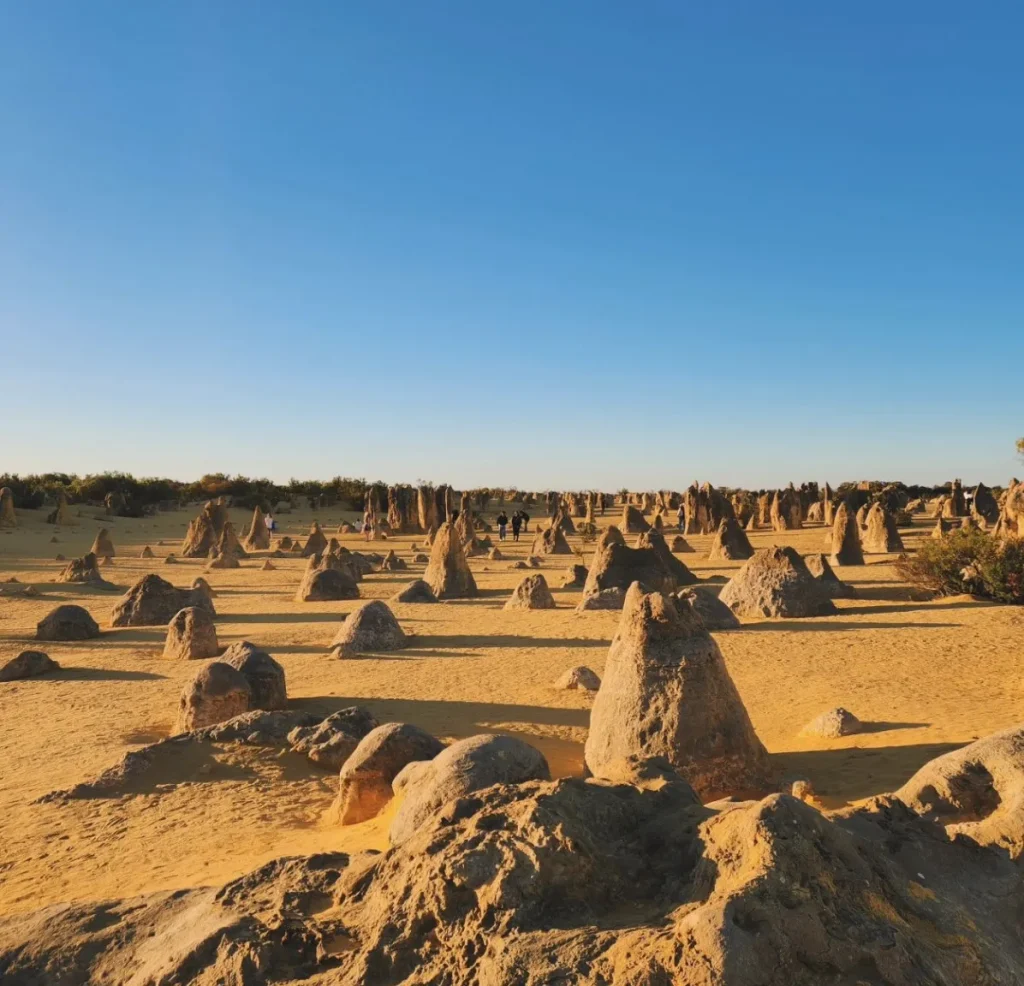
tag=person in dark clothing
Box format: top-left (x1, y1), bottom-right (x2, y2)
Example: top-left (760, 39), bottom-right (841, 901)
top-left (510, 512), bottom-right (522, 542)
top-left (497, 510), bottom-right (509, 541)
top-left (520, 510), bottom-right (530, 533)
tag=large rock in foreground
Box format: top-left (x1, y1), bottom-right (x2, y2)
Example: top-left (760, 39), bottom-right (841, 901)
top-left (330, 722), bottom-right (444, 825)
top-left (585, 584), bottom-right (773, 801)
top-left (719, 546), bottom-right (837, 618)
top-left (10, 737), bottom-right (1024, 985)
top-left (893, 724), bottom-right (1024, 856)
top-left (390, 733), bottom-right (550, 845)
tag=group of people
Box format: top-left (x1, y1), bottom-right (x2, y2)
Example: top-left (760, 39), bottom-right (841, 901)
top-left (496, 509), bottom-right (530, 541)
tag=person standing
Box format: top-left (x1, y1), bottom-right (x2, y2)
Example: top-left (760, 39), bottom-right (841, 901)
top-left (497, 510), bottom-right (508, 541)
top-left (510, 512), bottom-right (522, 542)
top-left (676, 503), bottom-right (685, 531)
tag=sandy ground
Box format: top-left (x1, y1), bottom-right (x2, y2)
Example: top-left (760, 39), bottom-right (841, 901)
top-left (1, 502), bottom-right (1021, 918)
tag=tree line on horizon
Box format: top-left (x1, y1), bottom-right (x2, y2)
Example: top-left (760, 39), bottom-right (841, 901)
top-left (0, 470), bottom-right (1006, 519)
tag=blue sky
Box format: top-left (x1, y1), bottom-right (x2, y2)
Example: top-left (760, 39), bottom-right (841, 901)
top-left (2, 2), bottom-right (1022, 489)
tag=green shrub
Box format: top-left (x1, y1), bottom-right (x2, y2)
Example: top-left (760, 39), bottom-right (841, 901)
top-left (897, 529), bottom-right (1024, 604)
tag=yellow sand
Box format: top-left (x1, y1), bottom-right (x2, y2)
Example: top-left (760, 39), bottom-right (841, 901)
top-left (0, 503), bottom-right (1020, 917)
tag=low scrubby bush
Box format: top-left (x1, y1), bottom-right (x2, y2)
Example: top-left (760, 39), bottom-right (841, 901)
top-left (897, 528), bottom-right (1024, 604)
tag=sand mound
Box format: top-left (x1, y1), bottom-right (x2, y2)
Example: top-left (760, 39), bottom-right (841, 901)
top-left (719, 546), bottom-right (837, 618)
top-left (585, 584), bottom-right (774, 800)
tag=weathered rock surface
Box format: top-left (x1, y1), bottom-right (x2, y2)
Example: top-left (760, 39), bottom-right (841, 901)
top-left (89, 528), bottom-right (115, 558)
top-left (801, 707), bottom-right (863, 738)
top-left (288, 706), bottom-right (379, 772)
top-left (0, 650), bottom-right (60, 681)
top-left (804, 552), bottom-right (857, 598)
top-left (862, 502), bottom-right (905, 553)
top-left (719, 546), bottom-right (837, 618)
top-left (10, 735), bottom-right (1024, 985)
top-left (330, 722), bottom-right (444, 825)
top-left (829, 501), bottom-right (865, 566)
top-left (295, 566), bottom-right (360, 602)
top-left (585, 584), bottom-right (773, 800)
top-left (330, 601), bottom-right (407, 656)
top-left (55, 552), bottom-right (113, 588)
top-left (390, 733), bottom-right (550, 844)
top-left (220, 641), bottom-right (287, 710)
top-left (390, 579), bottom-right (437, 603)
top-left (504, 573), bottom-right (556, 610)
top-left (554, 665), bottom-right (601, 690)
top-left (163, 606), bottom-right (219, 660)
top-left (575, 586), bottom-right (627, 611)
top-left (706, 515), bottom-right (754, 561)
top-left (111, 574), bottom-right (214, 627)
top-left (176, 662), bottom-right (252, 732)
top-left (36, 605), bottom-right (100, 641)
top-left (672, 586), bottom-right (741, 630)
top-left (423, 521), bottom-right (477, 599)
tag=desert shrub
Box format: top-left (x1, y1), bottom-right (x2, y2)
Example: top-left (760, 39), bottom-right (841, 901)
top-left (897, 529), bottom-right (1024, 604)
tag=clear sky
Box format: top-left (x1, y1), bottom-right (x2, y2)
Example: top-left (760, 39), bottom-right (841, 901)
top-left (2, 2), bottom-right (1022, 490)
